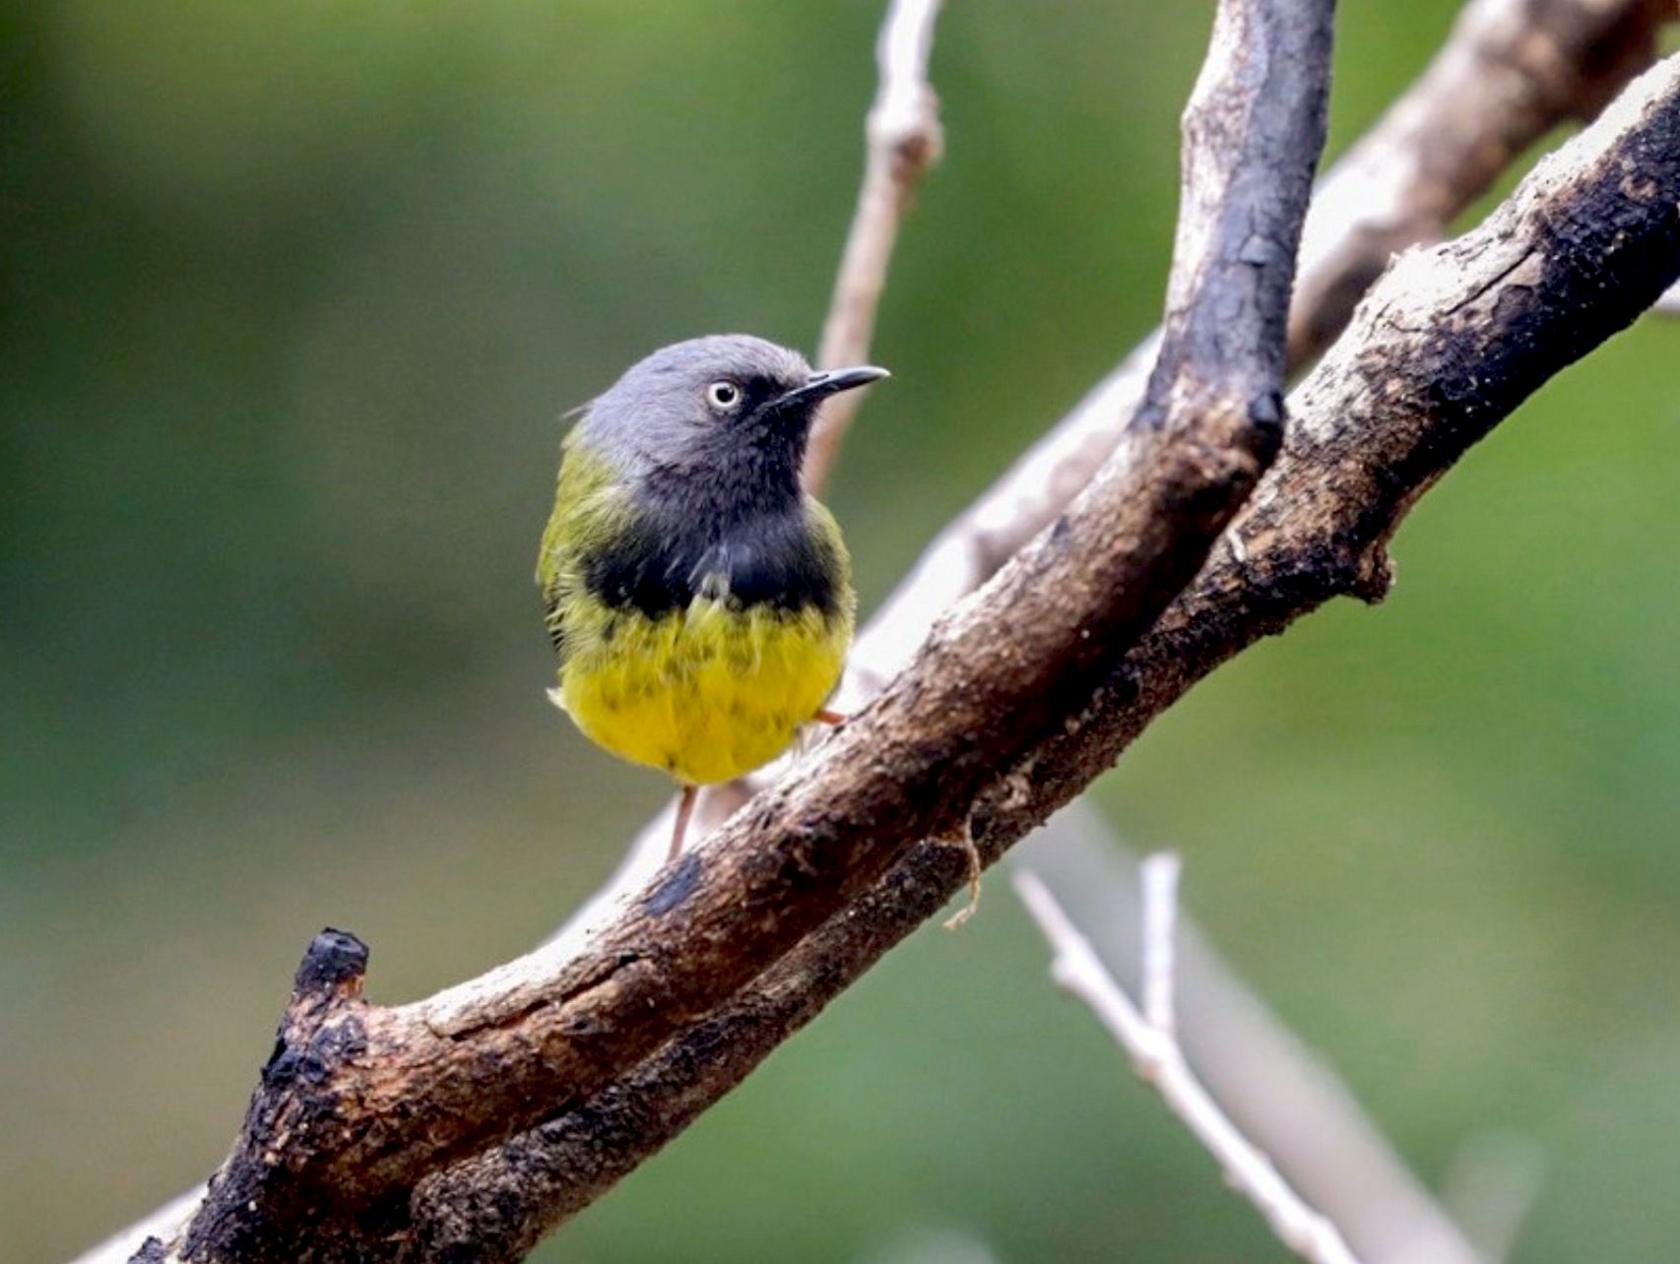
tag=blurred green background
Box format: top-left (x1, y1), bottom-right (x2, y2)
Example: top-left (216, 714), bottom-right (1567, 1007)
top-left (6, 1), bottom-right (1680, 1261)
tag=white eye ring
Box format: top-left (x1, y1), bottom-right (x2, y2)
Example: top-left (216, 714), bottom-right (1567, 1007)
top-left (705, 380), bottom-right (741, 412)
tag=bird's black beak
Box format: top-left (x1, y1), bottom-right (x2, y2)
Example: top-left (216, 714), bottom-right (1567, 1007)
top-left (774, 365), bottom-right (891, 411)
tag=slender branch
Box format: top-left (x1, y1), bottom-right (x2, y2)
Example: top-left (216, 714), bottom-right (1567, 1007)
top-left (1014, 806), bottom-right (1485, 1264)
top-left (1014, 865), bottom-right (1361, 1264)
top-left (804, 0), bottom-right (945, 496)
top-left (1139, 851), bottom-right (1180, 1035)
top-left (1016, 866), bottom-right (1361, 1264)
top-left (144, 2), bottom-right (1332, 1259)
top-left (413, 50), bottom-right (1680, 1264)
top-left (71, 1189), bottom-right (205, 1264)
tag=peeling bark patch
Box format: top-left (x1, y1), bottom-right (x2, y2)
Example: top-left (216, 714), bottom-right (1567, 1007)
top-left (309, 1017), bottom-right (369, 1077)
top-left (644, 851), bottom-right (702, 915)
top-left (263, 1015), bottom-right (367, 1093)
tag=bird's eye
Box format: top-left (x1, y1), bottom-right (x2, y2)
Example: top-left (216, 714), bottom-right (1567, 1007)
top-left (705, 380), bottom-right (741, 412)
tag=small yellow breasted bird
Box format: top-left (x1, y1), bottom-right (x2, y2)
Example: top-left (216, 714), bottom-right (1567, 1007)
top-left (537, 335), bottom-right (888, 858)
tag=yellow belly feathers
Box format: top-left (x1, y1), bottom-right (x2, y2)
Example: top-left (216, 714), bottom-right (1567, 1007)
top-left (555, 596), bottom-right (848, 786)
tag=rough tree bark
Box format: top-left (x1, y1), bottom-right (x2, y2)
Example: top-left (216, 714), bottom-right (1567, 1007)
top-left (834, 0), bottom-right (1673, 720)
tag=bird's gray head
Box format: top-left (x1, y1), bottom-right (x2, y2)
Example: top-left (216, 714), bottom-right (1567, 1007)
top-left (573, 334), bottom-right (887, 509)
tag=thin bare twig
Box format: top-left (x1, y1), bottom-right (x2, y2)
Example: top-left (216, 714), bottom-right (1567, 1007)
top-left (1013, 865), bottom-right (1361, 1264)
top-left (1015, 806), bottom-right (1485, 1264)
top-left (804, 0), bottom-right (945, 496)
top-left (1139, 851), bottom-right (1180, 1035)
top-left (70, 1189), bottom-right (204, 1264)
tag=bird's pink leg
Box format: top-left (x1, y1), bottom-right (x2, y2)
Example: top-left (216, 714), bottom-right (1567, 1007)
top-left (669, 785), bottom-right (699, 860)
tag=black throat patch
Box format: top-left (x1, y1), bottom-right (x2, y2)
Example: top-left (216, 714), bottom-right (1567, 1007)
top-left (582, 499), bottom-right (841, 621)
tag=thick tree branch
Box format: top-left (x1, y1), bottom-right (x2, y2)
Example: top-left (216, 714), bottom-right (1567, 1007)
top-left (809, 49), bottom-right (1680, 1189)
top-left (146, 1), bottom-right (1332, 1259)
top-left (804, 0), bottom-right (944, 496)
top-left (1290, 0), bottom-right (1671, 361)
top-left (409, 50), bottom-right (1680, 1264)
top-left (846, 0), bottom-right (1669, 707)
top-left (404, 824), bottom-right (992, 1260)
top-left (983, 49), bottom-right (1680, 827)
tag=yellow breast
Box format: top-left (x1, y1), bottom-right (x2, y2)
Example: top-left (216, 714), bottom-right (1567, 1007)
top-left (555, 596), bottom-right (850, 786)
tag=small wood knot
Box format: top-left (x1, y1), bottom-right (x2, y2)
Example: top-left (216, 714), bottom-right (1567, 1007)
top-left (1349, 547), bottom-right (1395, 604)
top-left (1237, 233), bottom-right (1280, 266)
top-left (293, 928), bottom-right (369, 998)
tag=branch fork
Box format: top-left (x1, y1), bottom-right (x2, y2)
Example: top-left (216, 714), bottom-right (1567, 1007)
top-left (1014, 860), bottom-right (1360, 1264)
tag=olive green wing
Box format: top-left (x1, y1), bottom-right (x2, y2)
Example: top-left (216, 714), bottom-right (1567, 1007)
top-left (537, 565), bottom-right (568, 656)
top-left (536, 440), bottom-right (625, 668)
top-left (536, 493), bottom-right (570, 656)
